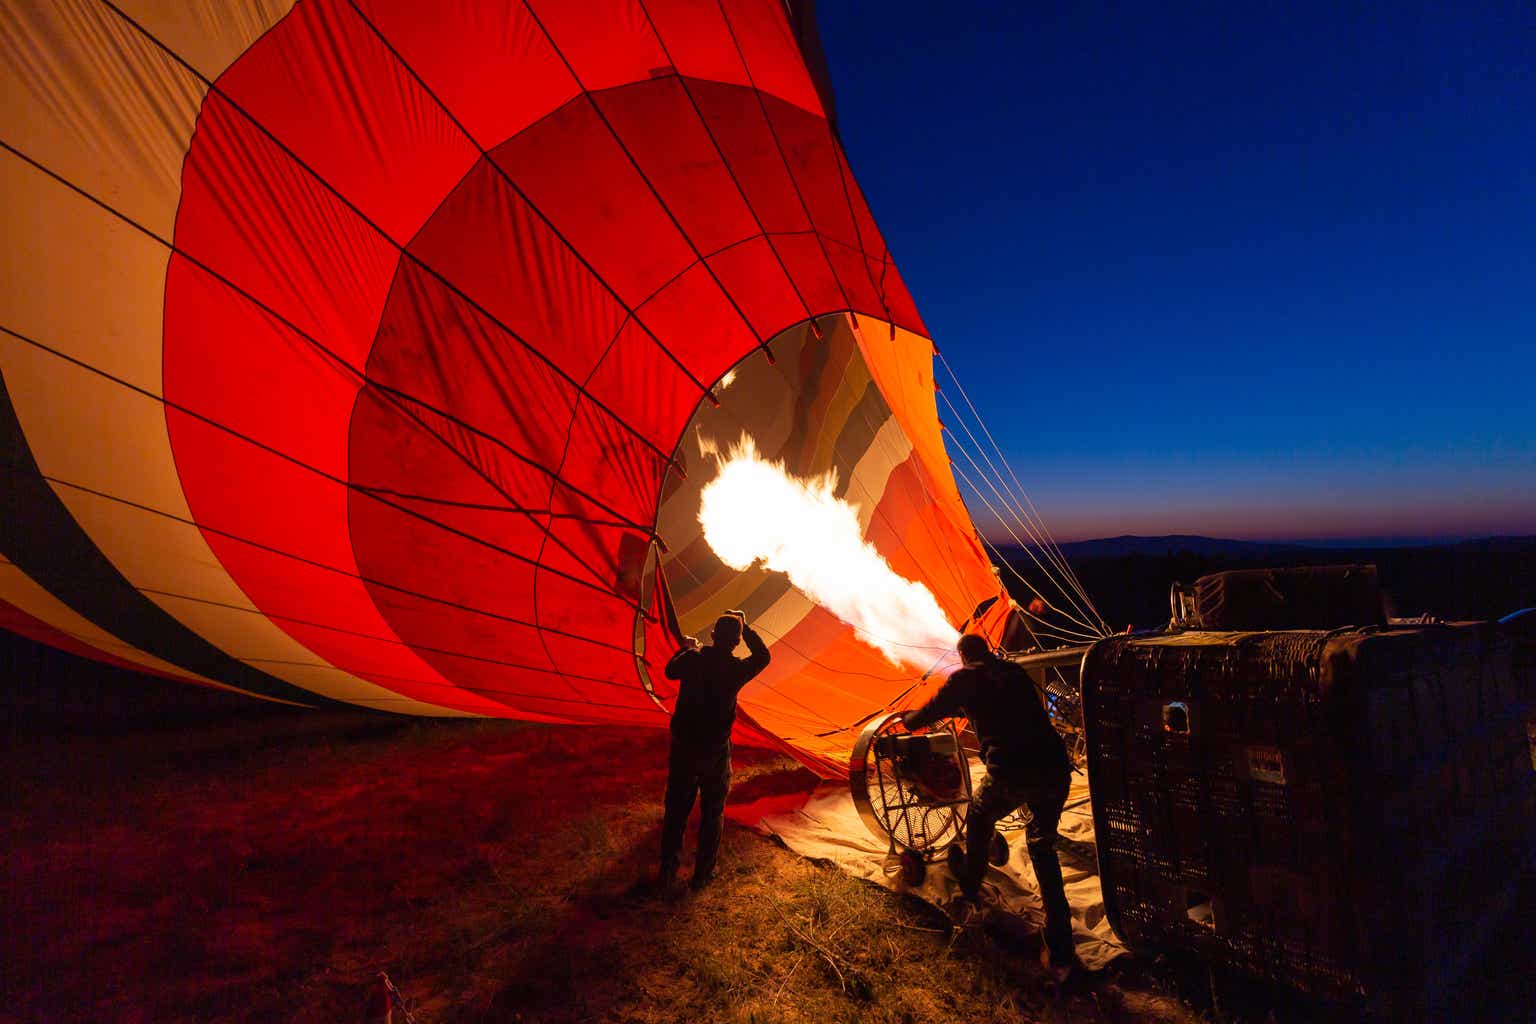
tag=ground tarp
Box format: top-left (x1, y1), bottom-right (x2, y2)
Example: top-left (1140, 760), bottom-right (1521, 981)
top-left (731, 771), bottom-right (1125, 970)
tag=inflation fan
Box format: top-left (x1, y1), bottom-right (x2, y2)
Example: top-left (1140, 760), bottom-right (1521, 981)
top-left (848, 712), bottom-right (1008, 886)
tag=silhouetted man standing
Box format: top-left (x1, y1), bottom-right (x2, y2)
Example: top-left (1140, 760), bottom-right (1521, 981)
top-left (657, 610), bottom-right (770, 892)
top-left (903, 633), bottom-right (1079, 975)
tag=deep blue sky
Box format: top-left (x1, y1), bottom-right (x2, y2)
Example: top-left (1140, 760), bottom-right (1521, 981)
top-left (819, 2), bottom-right (1535, 544)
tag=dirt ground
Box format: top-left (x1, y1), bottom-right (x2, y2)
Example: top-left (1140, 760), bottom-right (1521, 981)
top-left (1, 712), bottom-right (1525, 1023)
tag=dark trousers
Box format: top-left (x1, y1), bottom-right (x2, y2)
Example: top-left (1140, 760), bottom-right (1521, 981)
top-left (966, 767), bottom-right (1074, 960)
top-left (659, 739), bottom-right (731, 878)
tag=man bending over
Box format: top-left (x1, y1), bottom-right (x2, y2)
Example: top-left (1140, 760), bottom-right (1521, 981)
top-left (903, 633), bottom-right (1079, 974)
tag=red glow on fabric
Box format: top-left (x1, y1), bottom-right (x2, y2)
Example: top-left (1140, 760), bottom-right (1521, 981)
top-left (156, 0), bottom-right (975, 764)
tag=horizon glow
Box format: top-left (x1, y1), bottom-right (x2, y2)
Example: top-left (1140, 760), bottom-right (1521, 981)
top-left (821, 6), bottom-right (1536, 544)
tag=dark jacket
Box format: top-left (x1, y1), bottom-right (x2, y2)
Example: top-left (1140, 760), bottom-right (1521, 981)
top-left (664, 628), bottom-right (771, 750)
top-left (905, 654), bottom-right (1070, 783)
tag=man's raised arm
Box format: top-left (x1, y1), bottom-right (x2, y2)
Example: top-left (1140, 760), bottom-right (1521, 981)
top-left (732, 625), bottom-right (771, 689)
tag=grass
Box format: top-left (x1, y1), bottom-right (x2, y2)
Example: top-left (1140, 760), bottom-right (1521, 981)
top-left (5, 711), bottom-right (1526, 1022)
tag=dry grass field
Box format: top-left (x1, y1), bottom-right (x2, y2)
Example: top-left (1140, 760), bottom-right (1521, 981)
top-left (4, 711), bottom-right (1527, 1022)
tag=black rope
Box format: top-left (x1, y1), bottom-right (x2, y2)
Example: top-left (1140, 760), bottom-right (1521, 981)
top-left (347, 485), bottom-right (632, 526)
top-left (633, 0), bottom-right (819, 335)
top-left (711, 0), bottom-right (858, 318)
top-left (335, 0), bottom-right (725, 409)
top-left (825, 130), bottom-right (897, 330)
top-left (0, 456), bottom-right (642, 661)
top-left (10, 562), bottom-right (664, 705)
top-left (0, 141), bottom-right (671, 629)
top-left (94, 0), bottom-right (688, 474)
top-left (231, 657), bottom-right (665, 714)
top-left (518, 0), bottom-right (779, 364)
top-left (0, 140), bottom-right (652, 539)
top-left (0, 322), bottom-right (646, 615)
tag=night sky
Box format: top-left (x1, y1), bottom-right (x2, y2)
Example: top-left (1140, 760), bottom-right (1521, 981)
top-left (819, 2), bottom-right (1536, 544)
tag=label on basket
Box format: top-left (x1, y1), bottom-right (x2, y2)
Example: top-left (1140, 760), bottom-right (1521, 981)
top-left (1246, 745), bottom-right (1287, 785)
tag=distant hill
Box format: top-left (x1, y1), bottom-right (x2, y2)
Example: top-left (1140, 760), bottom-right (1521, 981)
top-left (1049, 535), bottom-right (1318, 559)
top-left (992, 534), bottom-right (1536, 631)
top-left (1008, 534), bottom-right (1536, 560)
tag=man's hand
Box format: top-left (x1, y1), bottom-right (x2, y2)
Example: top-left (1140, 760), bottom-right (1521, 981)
top-left (728, 609), bottom-right (757, 641)
top-left (680, 635), bottom-right (700, 652)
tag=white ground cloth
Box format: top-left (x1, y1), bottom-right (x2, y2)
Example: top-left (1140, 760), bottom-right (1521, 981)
top-left (741, 771), bottom-right (1124, 969)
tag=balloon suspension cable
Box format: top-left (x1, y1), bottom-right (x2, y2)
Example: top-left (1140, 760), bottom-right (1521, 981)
top-left (934, 354), bottom-right (1096, 607)
top-left (943, 424), bottom-right (1107, 638)
top-left (943, 424), bottom-right (1095, 628)
top-left (935, 352), bottom-right (1111, 636)
top-left (940, 394), bottom-right (1106, 635)
top-left (937, 351), bottom-right (1108, 633)
top-left (947, 454), bottom-right (1103, 638)
top-left (948, 462), bottom-right (1104, 643)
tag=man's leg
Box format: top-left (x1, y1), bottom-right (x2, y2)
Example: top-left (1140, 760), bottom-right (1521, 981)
top-left (659, 750), bottom-right (701, 880)
top-left (1022, 772), bottom-right (1075, 966)
top-left (691, 743), bottom-right (732, 886)
top-left (964, 771), bottom-right (1025, 900)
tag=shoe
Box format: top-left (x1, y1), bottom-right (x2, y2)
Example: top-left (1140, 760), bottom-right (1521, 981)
top-left (1039, 941), bottom-right (1083, 983)
top-left (689, 870), bottom-right (715, 891)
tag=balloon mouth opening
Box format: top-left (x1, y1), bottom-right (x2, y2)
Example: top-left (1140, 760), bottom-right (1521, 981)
top-left (653, 313), bottom-right (963, 678)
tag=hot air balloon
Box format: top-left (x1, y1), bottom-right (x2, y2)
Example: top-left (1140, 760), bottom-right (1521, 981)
top-left (0, 0), bottom-right (1023, 776)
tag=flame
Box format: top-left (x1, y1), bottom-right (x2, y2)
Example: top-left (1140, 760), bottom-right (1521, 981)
top-left (698, 436), bottom-right (960, 673)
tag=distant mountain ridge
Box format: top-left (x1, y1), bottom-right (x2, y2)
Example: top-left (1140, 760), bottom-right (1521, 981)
top-left (1001, 534), bottom-right (1536, 560)
top-left (1049, 535), bottom-right (1315, 559)
top-left (989, 535), bottom-right (1536, 628)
